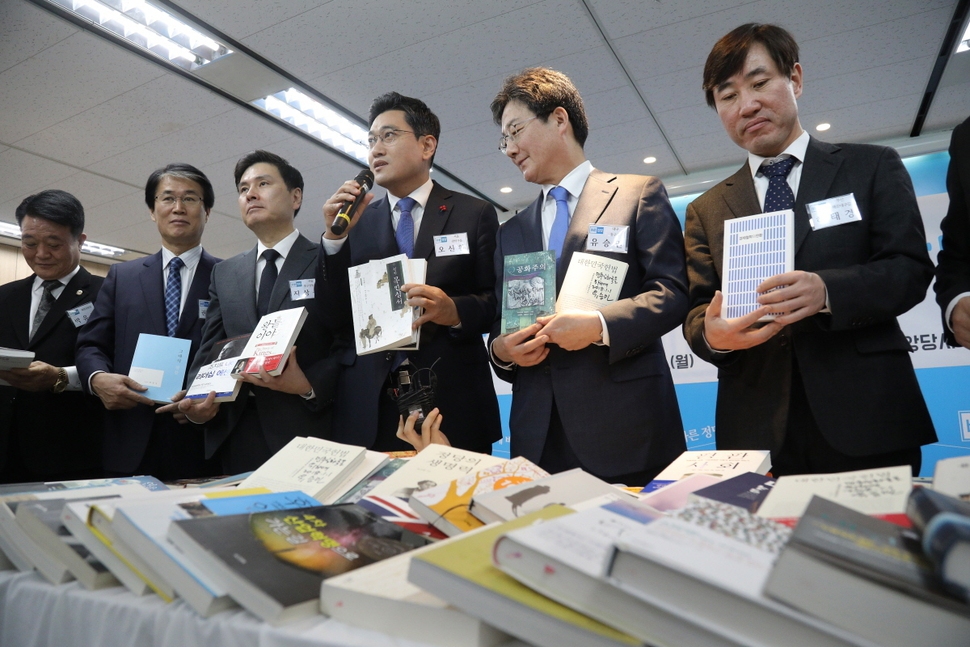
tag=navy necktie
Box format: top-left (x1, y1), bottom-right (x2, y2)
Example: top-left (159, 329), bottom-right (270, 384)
top-left (257, 249), bottom-right (280, 317)
top-left (164, 257), bottom-right (184, 336)
top-left (396, 197), bottom-right (417, 258)
top-left (30, 279), bottom-right (60, 341)
top-left (760, 156), bottom-right (797, 212)
top-left (548, 185), bottom-right (570, 260)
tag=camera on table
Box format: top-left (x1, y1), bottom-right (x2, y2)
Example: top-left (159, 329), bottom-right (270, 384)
top-left (387, 363), bottom-right (437, 431)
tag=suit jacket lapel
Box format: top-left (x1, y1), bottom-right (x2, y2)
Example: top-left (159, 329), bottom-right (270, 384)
top-left (175, 250), bottom-right (215, 338)
top-left (270, 235), bottom-right (314, 312)
top-left (368, 196), bottom-right (398, 257)
top-left (720, 164), bottom-right (762, 220)
top-left (11, 278), bottom-right (33, 348)
top-left (520, 190), bottom-right (545, 254)
top-left (413, 181), bottom-right (452, 260)
top-left (793, 138), bottom-right (842, 254)
top-left (557, 170), bottom-right (617, 289)
top-left (29, 267), bottom-right (98, 347)
top-left (138, 252), bottom-right (167, 336)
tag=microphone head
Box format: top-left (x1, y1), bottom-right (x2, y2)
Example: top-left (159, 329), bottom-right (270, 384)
top-left (355, 169), bottom-right (375, 192)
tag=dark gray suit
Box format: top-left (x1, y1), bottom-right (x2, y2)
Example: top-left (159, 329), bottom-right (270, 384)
top-left (935, 116), bottom-right (970, 346)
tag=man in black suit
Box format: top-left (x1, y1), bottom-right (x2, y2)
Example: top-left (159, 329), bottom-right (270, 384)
top-left (179, 151), bottom-right (339, 473)
top-left (318, 92), bottom-right (501, 453)
top-left (935, 116), bottom-right (970, 348)
top-left (0, 190), bottom-right (104, 483)
top-left (76, 164), bottom-right (220, 480)
top-left (683, 24), bottom-right (936, 475)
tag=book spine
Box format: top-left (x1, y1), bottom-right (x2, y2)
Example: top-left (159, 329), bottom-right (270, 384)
top-left (906, 487), bottom-right (942, 533)
top-left (923, 512), bottom-right (970, 565)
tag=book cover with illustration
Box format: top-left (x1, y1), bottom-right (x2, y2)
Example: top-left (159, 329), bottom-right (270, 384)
top-left (501, 250), bottom-right (556, 334)
top-left (231, 307), bottom-right (307, 377)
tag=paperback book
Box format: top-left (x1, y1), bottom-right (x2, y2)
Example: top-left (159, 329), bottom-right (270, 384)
top-left (556, 252), bottom-right (628, 313)
top-left (501, 250), bottom-right (556, 334)
top-left (231, 306), bottom-right (307, 377)
top-left (128, 333), bottom-right (193, 403)
top-left (721, 209), bottom-right (794, 320)
top-left (348, 253), bottom-right (426, 355)
top-left (237, 436), bottom-right (368, 502)
top-left (366, 445), bottom-right (506, 502)
top-left (184, 333), bottom-right (250, 402)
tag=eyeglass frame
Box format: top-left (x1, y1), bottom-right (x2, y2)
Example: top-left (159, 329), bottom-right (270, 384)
top-left (154, 194), bottom-right (203, 207)
top-left (366, 128), bottom-right (417, 150)
top-left (498, 116), bottom-right (538, 153)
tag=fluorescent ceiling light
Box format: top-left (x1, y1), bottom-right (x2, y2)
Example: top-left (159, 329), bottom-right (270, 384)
top-left (0, 221), bottom-right (126, 257)
top-left (44, 0), bottom-right (231, 70)
top-left (959, 22), bottom-right (970, 53)
top-left (253, 88), bottom-right (369, 164)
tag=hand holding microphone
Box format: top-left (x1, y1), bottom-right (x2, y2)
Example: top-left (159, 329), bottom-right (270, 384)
top-left (328, 169), bottom-right (374, 237)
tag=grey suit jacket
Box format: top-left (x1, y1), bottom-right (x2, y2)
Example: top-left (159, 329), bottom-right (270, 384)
top-left (684, 137), bottom-right (937, 456)
top-left (189, 234), bottom-right (339, 459)
top-left (489, 169), bottom-right (688, 477)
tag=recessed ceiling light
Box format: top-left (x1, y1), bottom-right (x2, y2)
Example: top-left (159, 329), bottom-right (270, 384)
top-left (816, 123), bottom-right (831, 132)
top-left (643, 156), bottom-right (657, 164)
top-left (500, 187), bottom-right (513, 194)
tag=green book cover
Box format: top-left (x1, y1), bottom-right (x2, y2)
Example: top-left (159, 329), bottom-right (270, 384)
top-left (501, 251), bottom-right (556, 334)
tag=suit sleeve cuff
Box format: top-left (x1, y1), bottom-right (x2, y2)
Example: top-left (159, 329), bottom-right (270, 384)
top-left (65, 365), bottom-right (82, 392)
top-left (321, 235), bottom-right (347, 256)
top-left (489, 337), bottom-right (515, 370)
top-left (946, 293), bottom-right (970, 331)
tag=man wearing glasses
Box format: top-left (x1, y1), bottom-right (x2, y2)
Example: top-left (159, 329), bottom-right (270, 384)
top-left (489, 68), bottom-right (688, 484)
top-left (77, 163), bottom-right (220, 479)
top-left (318, 92), bottom-right (501, 453)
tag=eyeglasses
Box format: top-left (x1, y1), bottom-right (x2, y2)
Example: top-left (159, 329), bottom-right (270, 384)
top-left (366, 128), bottom-right (415, 149)
top-left (498, 116), bottom-right (537, 153)
top-left (156, 195), bottom-right (202, 207)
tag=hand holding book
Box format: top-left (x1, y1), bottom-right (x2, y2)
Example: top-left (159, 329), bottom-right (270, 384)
top-left (234, 345), bottom-right (312, 397)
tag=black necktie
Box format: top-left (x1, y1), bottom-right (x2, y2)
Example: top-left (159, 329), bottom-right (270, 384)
top-left (760, 157), bottom-right (797, 212)
top-left (30, 279), bottom-right (60, 341)
top-left (257, 249), bottom-right (280, 317)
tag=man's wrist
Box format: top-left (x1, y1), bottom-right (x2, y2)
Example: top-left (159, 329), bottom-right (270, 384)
top-left (50, 367), bottom-right (69, 393)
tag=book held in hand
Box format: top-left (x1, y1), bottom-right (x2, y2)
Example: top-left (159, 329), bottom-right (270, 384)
top-left (185, 333), bottom-right (250, 402)
top-left (0, 347), bottom-right (33, 385)
top-left (128, 333), bottom-right (192, 403)
top-left (231, 306), bottom-right (307, 377)
top-left (348, 254), bottom-right (426, 355)
top-left (501, 250), bottom-right (556, 334)
top-left (556, 252), bottom-right (628, 313)
top-left (721, 209), bottom-right (794, 320)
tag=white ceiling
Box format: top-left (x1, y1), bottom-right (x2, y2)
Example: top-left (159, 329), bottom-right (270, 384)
top-left (0, 0), bottom-right (967, 260)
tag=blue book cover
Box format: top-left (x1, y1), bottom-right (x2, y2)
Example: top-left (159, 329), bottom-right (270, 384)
top-left (128, 333), bottom-right (192, 403)
top-left (199, 490), bottom-right (319, 516)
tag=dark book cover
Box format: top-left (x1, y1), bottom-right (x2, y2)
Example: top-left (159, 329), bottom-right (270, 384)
top-left (690, 472), bottom-right (776, 513)
top-left (172, 503), bottom-right (432, 610)
top-left (907, 486), bottom-right (970, 533)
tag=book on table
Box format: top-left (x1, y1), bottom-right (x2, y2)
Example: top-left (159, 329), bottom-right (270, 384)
top-left (932, 455), bottom-right (970, 500)
top-left (167, 502), bottom-right (432, 625)
top-left (355, 494), bottom-right (448, 541)
top-left (348, 253), bottom-right (426, 355)
top-left (763, 495), bottom-right (970, 647)
top-left (184, 333), bottom-right (250, 402)
top-left (315, 449), bottom-right (390, 505)
top-left (635, 473), bottom-right (722, 513)
top-left (128, 333), bottom-right (193, 403)
top-left (407, 505), bottom-right (645, 647)
top-left (687, 471), bottom-right (777, 513)
top-left (230, 306), bottom-right (307, 377)
top-left (607, 499), bottom-right (874, 647)
top-left (649, 449), bottom-right (772, 489)
top-left (334, 457), bottom-right (408, 504)
top-left (366, 444), bottom-right (507, 502)
top-left (500, 250), bottom-right (556, 334)
top-left (905, 486), bottom-right (970, 600)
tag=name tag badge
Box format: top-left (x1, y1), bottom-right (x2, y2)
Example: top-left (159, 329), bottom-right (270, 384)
top-left (197, 299), bottom-right (210, 319)
top-left (66, 302), bottom-right (94, 327)
top-left (586, 225), bottom-right (629, 253)
top-left (806, 193), bottom-right (862, 231)
top-left (433, 233), bottom-right (470, 257)
top-left (289, 279), bottom-right (315, 300)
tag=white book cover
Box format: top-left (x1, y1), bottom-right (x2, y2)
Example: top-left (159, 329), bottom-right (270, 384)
top-left (556, 252), bottom-right (628, 313)
top-left (232, 306), bottom-right (307, 377)
top-left (932, 455), bottom-right (970, 499)
top-left (722, 209), bottom-right (794, 320)
top-left (316, 450), bottom-right (390, 505)
top-left (62, 500), bottom-right (152, 596)
top-left (349, 254), bottom-right (427, 355)
top-left (653, 450), bottom-right (771, 482)
top-left (238, 436), bottom-right (368, 501)
top-left (367, 445), bottom-right (506, 502)
top-left (185, 357), bottom-right (243, 402)
top-left (756, 464), bottom-right (913, 521)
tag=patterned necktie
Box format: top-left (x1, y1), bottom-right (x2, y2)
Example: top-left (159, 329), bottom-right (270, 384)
top-left (396, 197), bottom-right (417, 258)
top-left (29, 279), bottom-right (60, 341)
top-left (548, 185), bottom-right (570, 261)
top-left (164, 257), bottom-right (184, 336)
top-left (257, 249), bottom-right (280, 317)
top-left (760, 156), bottom-right (797, 212)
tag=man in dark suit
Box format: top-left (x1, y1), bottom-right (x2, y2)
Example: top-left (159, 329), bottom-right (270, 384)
top-left (489, 68), bottom-right (689, 484)
top-left (179, 151), bottom-right (339, 473)
top-left (683, 24), bottom-right (936, 476)
top-left (76, 164), bottom-right (220, 480)
top-left (0, 190), bottom-right (104, 483)
top-left (318, 92), bottom-right (501, 453)
top-left (935, 116), bottom-right (970, 348)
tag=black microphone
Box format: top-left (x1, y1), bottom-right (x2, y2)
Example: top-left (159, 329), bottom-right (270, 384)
top-left (330, 169), bottom-right (374, 236)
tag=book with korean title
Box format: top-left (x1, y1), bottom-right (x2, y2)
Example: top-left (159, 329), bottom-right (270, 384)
top-left (230, 306), bottom-right (307, 377)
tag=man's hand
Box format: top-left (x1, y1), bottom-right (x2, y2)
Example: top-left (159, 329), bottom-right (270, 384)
top-left (493, 322), bottom-right (550, 367)
top-left (396, 407), bottom-right (450, 452)
top-left (756, 271), bottom-right (827, 325)
top-left (0, 361), bottom-right (59, 392)
top-left (322, 179), bottom-right (373, 240)
top-left (535, 311), bottom-right (602, 351)
top-left (403, 283), bottom-right (460, 328)
top-left (237, 346), bottom-right (313, 396)
top-left (177, 390), bottom-right (219, 424)
top-left (155, 389), bottom-right (189, 424)
top-left (951, 297), bottom-right (970, 349)
top-left (90, 372), bottom-right (155, 409)
top-left (703, 290), bottom-right (783, 351)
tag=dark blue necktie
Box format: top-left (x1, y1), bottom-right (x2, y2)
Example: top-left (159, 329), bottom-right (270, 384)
top-left (760, 157), bottom-right (796, 212)
top-left (396, 197), bottom-right (417, 258)
top-left (257, 249), bottom-right (280, 317)
top-left (548, 185), bottom-right (570, 260)
top-left (164, 257), bottom-right (184, 336)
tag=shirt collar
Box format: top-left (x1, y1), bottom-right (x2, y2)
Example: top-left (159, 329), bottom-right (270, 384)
top-left (387, 177), bottom-right (434, 212)
top-left (747, 130), bottom-right (810, 179)
top-left (32, 265), bottom-right (80, 291)
top-left (257, 228), bottom-right (301, 261)
top-left (542, 160), bottom-right (594, 201)
top-left (160, 244), bottom-right (203, 270)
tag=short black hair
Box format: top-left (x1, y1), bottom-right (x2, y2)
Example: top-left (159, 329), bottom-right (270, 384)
top-left (15, 190), bottom-right (85, 239)
top-left (490, 67), bottom-right (589, 147)
top-left (368, 92), bottom-right (440, 165)
top-left (703, 23), bottom-right (800, 108)
top-left (144, 163), bottom-right (215, 211)
top-left (234, 150), bottom-right (305, 216)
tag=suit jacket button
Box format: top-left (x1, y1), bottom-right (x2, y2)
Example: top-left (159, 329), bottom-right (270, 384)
top-left (385, 353), bottom-right (393, 362)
